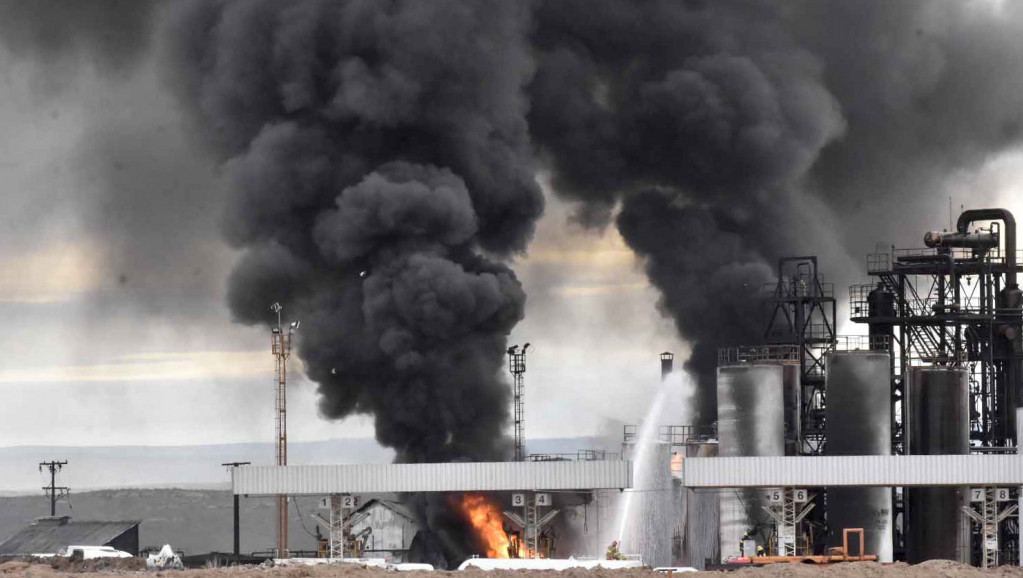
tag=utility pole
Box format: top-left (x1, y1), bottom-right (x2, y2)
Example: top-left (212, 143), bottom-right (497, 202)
top-left (38, 460), bottom-right (69, 517)
top-left (222, 462), bottom-right (251, 556)
top-left (270, 302), bottom-right (298, 558)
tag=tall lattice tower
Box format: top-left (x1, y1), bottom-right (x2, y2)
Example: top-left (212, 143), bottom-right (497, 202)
top-left (270, 302), bottom-right (298, 558)
top-left (507, 343), bottom-right (530, 461)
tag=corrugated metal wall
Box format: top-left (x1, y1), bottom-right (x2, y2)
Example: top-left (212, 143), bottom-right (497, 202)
top-left (682, 455), bottom-right (1023, 488)
top-left (351, 503), bottom-right (419, 557)
top-left (233, 461), bottom-right (631, 495)
top-left (680, 443), bottom-right (719, 568)
top-left (682, 488), bottom-right (718, 569)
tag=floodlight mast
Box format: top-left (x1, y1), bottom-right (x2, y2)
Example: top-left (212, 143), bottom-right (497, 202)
top-left (270, 302), bottom-right (297, 558)
top-left (508, 343), bottom-right (530, 461)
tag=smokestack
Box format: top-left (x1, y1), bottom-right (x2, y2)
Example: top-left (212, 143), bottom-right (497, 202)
top-left (660, 351), bottom-right (674, 381)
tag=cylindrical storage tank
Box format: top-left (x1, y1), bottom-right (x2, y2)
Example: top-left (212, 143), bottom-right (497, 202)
top-left (717, 364), bottom-right (784, 561)
top-left (998, 285), bottom-right (1022, 444)
top-left (770, 361), bottom-right (802, 456)
top-left (718, 364), bottom-right (785, 457)
top-left (867, 283), bottom-right (896, 346)
top-left (620, 443), bottom-right (674, 567)
top-left (825, 351), bottom-right (892, 562)
top-left (906, 367), bottom-right (970, 563)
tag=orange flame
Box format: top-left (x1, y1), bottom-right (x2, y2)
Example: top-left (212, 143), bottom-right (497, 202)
top-left (671, 453), bottom-right (683, 472)
top-left (510, 534), bottom-right (544, 559)
top-left (456, 494), bottom-right (512, 558)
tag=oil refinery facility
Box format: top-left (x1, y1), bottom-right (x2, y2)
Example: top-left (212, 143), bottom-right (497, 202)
top-left (8, 208), bottom-right (1020, 571)
top-left (229, 207), bottom-right (1023, 570)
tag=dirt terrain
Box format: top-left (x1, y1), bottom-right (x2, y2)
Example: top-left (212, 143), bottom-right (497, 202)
top-left (3, 559), bottom-right (1023, 578)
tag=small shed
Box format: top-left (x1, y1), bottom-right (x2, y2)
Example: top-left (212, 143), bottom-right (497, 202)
top-left (350, 499), bottom-right (419, 562)
top-left (0, 516), bottom-right (140, 557)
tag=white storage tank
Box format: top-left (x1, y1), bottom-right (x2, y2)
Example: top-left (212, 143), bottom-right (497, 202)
top-left (717, 363), bottom-right (784, 560)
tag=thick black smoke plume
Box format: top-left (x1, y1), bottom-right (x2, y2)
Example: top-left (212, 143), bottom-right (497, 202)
top-left (1, 0), bottom-right (1017, 448)
top-left (166, 0), bottom-right (542, 462)
top-left (528, 0), bottom-right (845, 421)
top-left (528, 0), bottom-right (1023, 422)
top-left (12, 0), bottom-right (1010, 447)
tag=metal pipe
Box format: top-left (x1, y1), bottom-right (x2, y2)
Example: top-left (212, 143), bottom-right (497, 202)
top-left (924, 231), bottom-right (998, 250)
top-left (955, 208), bottom-right (1016, 285)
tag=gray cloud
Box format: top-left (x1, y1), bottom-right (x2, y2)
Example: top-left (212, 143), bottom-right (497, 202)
top-left (0, 0), bottom-right (156, 74)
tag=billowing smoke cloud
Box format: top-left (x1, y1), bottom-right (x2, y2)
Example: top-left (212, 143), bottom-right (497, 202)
top-left (6, 0), bottom-right (1021, 445)
top-left (528, 0), bottom-right (845, 421)
top-left (616, 197), bottom-right (774, 421)
top-left (527, 0), bottom-right (1023, 422)
top-left (165, 0), bottom-right (543, 462)
top-left (161, 0), bottom-right (1023, 436)
top-left (790, 1), bottom-right (1023, 229)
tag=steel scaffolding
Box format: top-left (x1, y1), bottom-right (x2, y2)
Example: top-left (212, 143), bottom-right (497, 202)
top-left (762, 256), bottom-right (837, 456)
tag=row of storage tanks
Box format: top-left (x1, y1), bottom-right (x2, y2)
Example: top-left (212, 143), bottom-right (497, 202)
top-left (718, 351), bottom-right (969, 563)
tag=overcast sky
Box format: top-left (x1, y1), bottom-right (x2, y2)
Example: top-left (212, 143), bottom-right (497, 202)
top-left (1, 1), bottom-right (1023, 456)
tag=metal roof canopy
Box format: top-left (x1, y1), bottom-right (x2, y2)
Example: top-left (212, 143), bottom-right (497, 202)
top-left (681, 455), bottom-right (1023, 488)
top-left (233, 461), bottom-right (632, 496)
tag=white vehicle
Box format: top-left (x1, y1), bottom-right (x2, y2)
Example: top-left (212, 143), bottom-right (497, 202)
top-left (392, 563), bottom-right (434, 572)
top-left (60, 545), bottom-right (133, 559)
top-left (457, 558), bottom-right (644, 571)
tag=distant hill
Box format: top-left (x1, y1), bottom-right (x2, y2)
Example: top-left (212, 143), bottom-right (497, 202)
top-left (0, 437), bottom-right (609, 494)
top-left (0, 440), bottom-right (394, 494)
top-left (0, 488), bottom-right (325, 555)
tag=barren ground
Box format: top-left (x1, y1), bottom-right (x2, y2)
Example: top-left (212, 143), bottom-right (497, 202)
top-left (4, 559), bottom-right (1023, 578)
